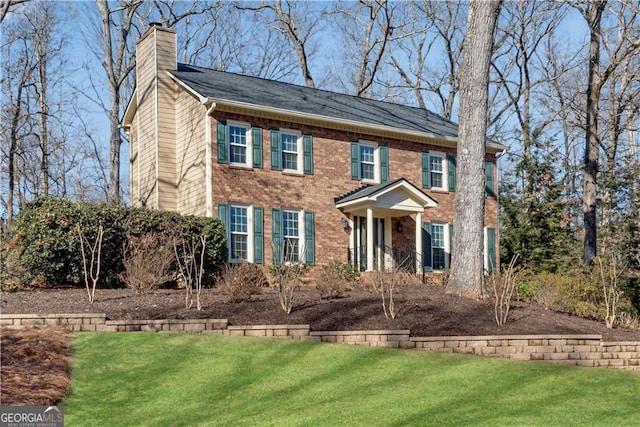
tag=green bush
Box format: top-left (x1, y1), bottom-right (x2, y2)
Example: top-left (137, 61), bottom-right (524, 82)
top-left (7, 197), bottom-right (227, 288)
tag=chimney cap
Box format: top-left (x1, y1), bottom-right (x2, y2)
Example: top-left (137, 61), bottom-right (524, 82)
top-left (150, 22), bottom-right (164, 28)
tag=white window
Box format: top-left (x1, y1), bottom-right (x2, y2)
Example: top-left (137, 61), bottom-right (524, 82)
top-left (228, 122), bottom-right (252, 166)
top-left (431, 224), bottom-right (446, 270)
top-left (430, 155), bottom-right (444, 189)
top-left (360, 144), bottom-right (376, 181)
top-left (229, 205), bottom-right (254, 262)
top-left (282, 210), bottom-right (300, 262)
top-left (281, 131), bottom-right (302, 173)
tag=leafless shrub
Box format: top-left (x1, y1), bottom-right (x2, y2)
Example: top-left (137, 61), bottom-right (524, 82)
top-left (488, 255), bottom-right (523, 325)
top-left (77, 224), bottom-right (104, 303)
top-left (594, 255), bottom-right (625, 329)
top-left (269, 240), bottom-right (308, 314)
top-left (217, 262), bottom-right (267, 303)
top-left (616, 312), bottom-right (640, 332)
top-left (174, 235), bottom-right (207, 310)
top-left (370, 252), bottom-right (414, 319)
top-left (316, 261), bottom-right (358, 299)
top-left (119, 233), bottom-right (174, 294)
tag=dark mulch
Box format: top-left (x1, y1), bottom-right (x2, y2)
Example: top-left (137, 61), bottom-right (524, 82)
top-left (2, 284), bottom-right (640, 342)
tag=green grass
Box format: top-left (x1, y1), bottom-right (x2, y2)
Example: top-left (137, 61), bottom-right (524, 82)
top-left (64, 333), bottom-right (640, 426)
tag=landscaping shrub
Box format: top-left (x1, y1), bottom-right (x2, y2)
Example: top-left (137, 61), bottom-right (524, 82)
top-left (216, 263), bottom-right (267, 303)
top-left (119, 233), bottom-right (176, 293)
top-left (316, 261), bottom-right (358, 299)
top-left (269, 263), bottom-right (309, 314)
top-left (7, 197), bottom-right (227, 288)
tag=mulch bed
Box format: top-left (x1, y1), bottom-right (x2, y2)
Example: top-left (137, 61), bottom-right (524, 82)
top-left (3, 284), bottom-right (640, 341)
top-left (0, 326), bottom-right (71, 406)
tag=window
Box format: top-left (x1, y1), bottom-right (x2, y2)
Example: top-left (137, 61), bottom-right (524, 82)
top-left (272, 209), bottom-right (315, 265)
top-left (422, 152), bottom-right (448, 191)
top-left (423, 222), bottom-right (452, 271)
top-left (282, 210), bottom-right (300, 262)
top-left (431, 224), bottom-right (446, 270)
top-left (229, 124), bottom-right (248, 164)
top-left (281, 132), bottom-right (300, 172)
top-left (350, 141), bottom-right (388, 183)
top-left (230, 206), bottom-right (248, 261)
top-left (360, 145), bottom-right (375, 181)
top-left (430, 155), bottom-right (444, 189)
top-left (217, 120), bottom-right (261, 167)
top-left (270, 130), bottom-right (314, 174)
top-left (217, 204), bottom-right (264, 264)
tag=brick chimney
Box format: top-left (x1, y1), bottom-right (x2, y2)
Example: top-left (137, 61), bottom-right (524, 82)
top-left (132, 23), bottom-right (177, 210)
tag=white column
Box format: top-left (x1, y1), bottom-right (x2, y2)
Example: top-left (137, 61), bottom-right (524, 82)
top-left (384, 216), bottom-right (393, 270)
top-left (415, 212), bottom-right (423, 274)
top-left (367, 208), bottom-right (374, 271)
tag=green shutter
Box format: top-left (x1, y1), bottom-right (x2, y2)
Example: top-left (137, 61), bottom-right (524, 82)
top-left (423, 222), bottom-right (432, 272)
top-left (350, 141), bottom-right (360, 180)
top-left (216, 120), bottom-right (227, 164)
top-left (271, 208), bottom-right (282, 263)
top-left (487, 227), bottom-right (496, 273)
top-left (485, 161), bottom-right (495, 196)
top-left (380, 146), bottom-right (389, 183)
top-left (252, 127), bottom-right (263, 168)
top-left (254, 207), bottom-right (264, 264)
top-left (448, 223), bottom-right (454, 268)
top-left (422, 152), bottom-right (431, 188)
top-left (217, 203), bottom-right (229, 261)
top-left (304, 211), bottom-right (315, 265)
top-left (270, 129), bottom-right (281, 171)
top-left (447, 155), bottom-right (456, 191)
top-left (303, 134), bottom-right (313, 175)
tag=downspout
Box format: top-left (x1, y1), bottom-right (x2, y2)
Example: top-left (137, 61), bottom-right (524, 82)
top-left (204, 100), bottom-right (216, 217)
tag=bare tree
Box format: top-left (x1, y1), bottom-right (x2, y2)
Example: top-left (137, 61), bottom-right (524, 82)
top-left (447, 0), bottom-right (502, 299)
top-left (573, 0), bottom-right (640, 265)
top-left (0, 0), bottom-right (28, 24)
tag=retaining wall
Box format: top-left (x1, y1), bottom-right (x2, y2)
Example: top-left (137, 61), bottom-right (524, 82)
top-left (2, 313), bottom-right (638, 370)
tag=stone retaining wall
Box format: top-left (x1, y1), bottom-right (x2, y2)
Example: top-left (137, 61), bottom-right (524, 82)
top-left (2, 313), bottom-right (638, 370)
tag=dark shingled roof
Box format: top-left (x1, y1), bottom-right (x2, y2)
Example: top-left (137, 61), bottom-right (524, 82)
top-left (334, 178), bottom-right (434, 205)
top-left (170, 64), bottom-right (459, 138)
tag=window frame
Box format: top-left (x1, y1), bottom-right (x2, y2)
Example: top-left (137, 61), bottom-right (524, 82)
top-left (228, 204), bottom-right (254, 263)
top-left (281, 209), bottom-right (302, 263)
top-left (227, 121), bottom-right (252, 167)
top-left (280, 129), bottom-right (303, 174)
top-left (429, 152), bottom-right (447, 191)
top-left (359, 141), bottom-right (380, 184)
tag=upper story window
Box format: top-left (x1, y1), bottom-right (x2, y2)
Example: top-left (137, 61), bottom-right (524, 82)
top-left (350, 141), bottom-right (389, 184)
top-left (229, 124), bottom-right (249, 165)
top-left (281, 131), bottom-right (301, 173)
top-left (422, 151), bottom-right (454, 191)
top-left (217, 120), bottom-right (262, 168)
top-left (270, 129), bottom-right (314, 175)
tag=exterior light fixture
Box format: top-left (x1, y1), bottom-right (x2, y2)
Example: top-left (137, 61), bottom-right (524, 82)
top-left (341, 217), bottom-right (348, 229)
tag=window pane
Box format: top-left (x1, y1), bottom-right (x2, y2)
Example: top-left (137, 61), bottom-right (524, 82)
top-left (283, 237), bottom-right (299, 262)
top-left (360, 145), bottom-right (375, 180)
top-left (231, 234), bottom-right (248, 260)
top-left (282, 211), bottom-right (299, 262)
top-left (281, 133), bottom-right (298, 170)
top-left (431, 156), bottom-right (443, 188)
top-left (230, 206), bottom-right (248, 260)
top-left (431, 224), bottom-right (445, 269)
top-left (229, 125), bottom-right (247, 164)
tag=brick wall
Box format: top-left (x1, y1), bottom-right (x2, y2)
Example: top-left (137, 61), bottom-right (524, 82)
top-left (210, 111), bottom-right (499, 268)
top-left (2, 314), bottom-right (637, 370)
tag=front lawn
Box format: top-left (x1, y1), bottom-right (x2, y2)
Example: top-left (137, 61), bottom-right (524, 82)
top-left (65, 333), bottom-right (640, 426)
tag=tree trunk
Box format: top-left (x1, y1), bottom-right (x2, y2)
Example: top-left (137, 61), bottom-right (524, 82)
top-left (583, 1), bottom-right (605, 266)
top-left (447, 0), bottom-right (502, 299)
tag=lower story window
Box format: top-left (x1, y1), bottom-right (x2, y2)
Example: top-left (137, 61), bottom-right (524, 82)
top-left (282, 210), bottom-right (300, 262)
top-left (431, 223), bottom-right (445, 270)
top-left (230, 206), bottom-right (248, 261)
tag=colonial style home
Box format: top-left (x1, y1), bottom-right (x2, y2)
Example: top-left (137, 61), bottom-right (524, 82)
top-left (122, 24), bottom-right (504, 275)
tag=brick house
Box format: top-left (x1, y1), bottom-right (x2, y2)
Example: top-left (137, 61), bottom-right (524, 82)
top-left (122, 24), bottom-right (505, 275)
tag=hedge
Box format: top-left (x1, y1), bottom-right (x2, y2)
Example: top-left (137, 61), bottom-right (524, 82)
top-left (7, 197), bottom-right (227, 288)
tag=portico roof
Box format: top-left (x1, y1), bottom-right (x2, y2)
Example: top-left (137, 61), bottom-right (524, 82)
top-left (334, 178), bottom-right (437, 217)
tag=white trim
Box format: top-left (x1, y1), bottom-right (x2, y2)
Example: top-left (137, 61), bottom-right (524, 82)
top-left (227, 120), bottom-right (253, 167)
top-left (428, 151), bottom-right (447, 191)
top-left (280, 129), bottom-right (303, 174)
top-left (204, 101), bottom-right (216, 217)
top-left (228, 204), bottom-right (254, 263)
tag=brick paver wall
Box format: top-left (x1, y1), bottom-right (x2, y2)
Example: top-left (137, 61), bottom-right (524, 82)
top-left (2, 313), bottom-right (638, 370)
